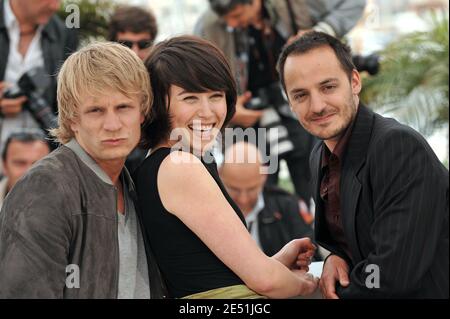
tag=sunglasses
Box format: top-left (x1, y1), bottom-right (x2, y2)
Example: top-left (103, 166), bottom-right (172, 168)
top-left (118, 39), bottom-right (153, 50)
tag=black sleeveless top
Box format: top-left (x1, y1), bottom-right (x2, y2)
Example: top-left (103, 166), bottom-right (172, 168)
top-left (135, 148), bottom-right (246, 298)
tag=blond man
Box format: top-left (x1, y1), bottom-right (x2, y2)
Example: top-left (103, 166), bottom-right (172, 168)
top-left (0, 42), bottom-right (166, 299)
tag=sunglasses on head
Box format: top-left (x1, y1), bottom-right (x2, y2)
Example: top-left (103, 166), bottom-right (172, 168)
top-left (118, 39), bottom-right (153, 50)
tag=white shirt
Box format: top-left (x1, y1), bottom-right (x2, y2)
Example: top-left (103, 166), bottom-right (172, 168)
top-left (245, 193), bottom-right (265, 249)
top-left (1, 0), bottom-right (43, 147)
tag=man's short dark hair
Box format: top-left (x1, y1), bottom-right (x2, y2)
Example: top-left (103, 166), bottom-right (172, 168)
top-left (209, 0), bottom-right (252, 16)
top-left (2, 129), bottom-right (49, 162)
top-left (108, 5), bottom-right (158, 42)
top-left (142, 35), bottom-right (237, 149)
top-left (277, 31), bottom-right (357, 94)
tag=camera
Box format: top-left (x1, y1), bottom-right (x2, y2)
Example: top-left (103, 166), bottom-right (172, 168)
top-left (244, 82), bottom-right (294, 157)
top-left (2, 67), bottom-right (57, 130)
top-left (244, 82), bottom-right (286, 111)
top-left (352, 53), bottom-right (380, 76)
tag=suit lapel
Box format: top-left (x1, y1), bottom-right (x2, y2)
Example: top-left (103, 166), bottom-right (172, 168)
top-left (340, 104), bottom-right (375, 263)
top-left (311, 142), bottom-right (325, 241)
top-left (0, 0), bottom-right (10, 80)
top-left (41, 24), bottom-right (57, 77)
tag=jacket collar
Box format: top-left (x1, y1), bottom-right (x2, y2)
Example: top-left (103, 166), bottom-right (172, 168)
top-left (0, 0), bottom-right (7, 81)
top-left (312, 103), bottom-right (375, 178)
top-left (41, 15), bottom-right (57, 42)
top-left (312, 103), bottom-right (375, 264)
top-left (65, 138), bottom-right (112, 185)
top-left (338, 103), bottom-right (375, 263)
top-left (245, 192), bottom-right (265, 222)
top-left (258, 188), bottom-right (282, 224)
top-left (2, 0), bottom-right (13, 30)
top-left (342, 103), bottom-right (375, 174)
top-left (64, 138), bottom-right (134, 191)
top-left (0, 176), bottom-right (8, 204)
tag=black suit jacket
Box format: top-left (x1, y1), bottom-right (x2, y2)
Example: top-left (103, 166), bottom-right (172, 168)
top-left (0, 0), bottom-right (78, 113)
top-left (257, 186), bottom-right (315, 257)
top-left (311, 104), bottom-right (449, 298)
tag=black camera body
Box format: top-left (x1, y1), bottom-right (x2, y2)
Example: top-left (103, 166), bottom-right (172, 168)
top-left (2, 67), bottom-right (57, 130)
top-left (244, 82), bottom-right (286, 111)
top-left (243, 82), bottom-right (294, 157)
top-left (353, 53), bottom-right (380, 76)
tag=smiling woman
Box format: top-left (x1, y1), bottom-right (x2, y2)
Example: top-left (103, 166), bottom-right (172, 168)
top-left (167, 84), bottom-right (227, 154)
top-left (135, 35), bottom-right (319, 299)
top-left (141, 35), bottom-right (236, 153)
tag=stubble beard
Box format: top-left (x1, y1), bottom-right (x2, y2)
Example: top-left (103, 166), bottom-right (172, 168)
top-left (303, 96), bottom-right (357, 142)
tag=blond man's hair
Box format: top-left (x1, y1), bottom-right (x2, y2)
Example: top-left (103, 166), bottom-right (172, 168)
top-left (50, 41), bottom-right (152, 144)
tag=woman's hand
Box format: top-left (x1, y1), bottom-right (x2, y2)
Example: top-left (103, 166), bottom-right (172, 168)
top-left (292, 269), bottom-right (319, 296)
top-left (272, 238), bottom-right (316, 271)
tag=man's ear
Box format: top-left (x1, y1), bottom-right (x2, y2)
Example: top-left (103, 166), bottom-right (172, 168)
top-left (70, 120), bottom-right (79, 134)
top-left (351, 69), bottom-right (362, 95)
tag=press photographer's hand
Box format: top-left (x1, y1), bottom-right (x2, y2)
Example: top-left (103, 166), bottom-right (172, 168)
top-left (272, 238), bottom-right (316, 271)
top-left (230, 91), bottom-right (263, 127)
top-left (0, 82), bottom-right (27, 117)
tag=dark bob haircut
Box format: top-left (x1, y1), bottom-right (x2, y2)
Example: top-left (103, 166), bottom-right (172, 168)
top-left (277, 31), bottom-right (356, 94)
top-left (142, 35), bottom-right (237, 149)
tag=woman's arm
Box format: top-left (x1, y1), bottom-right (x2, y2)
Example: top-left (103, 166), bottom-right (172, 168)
top-left (158, 151), bottom-right (318, 298)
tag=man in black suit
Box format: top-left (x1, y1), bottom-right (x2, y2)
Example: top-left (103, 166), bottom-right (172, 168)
top-left (219, 141), bottom-right (317, 258)
top-left (277, 31), bottom-right (449, 298)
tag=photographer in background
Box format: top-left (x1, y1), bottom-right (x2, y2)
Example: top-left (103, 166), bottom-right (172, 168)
top-left (0, 0), bottom-right (78, 154)
top-left (108, 5), bottom-right (158, 61)
top-left (195, 0), bottom-right (366, 204)
top-left (219, 141), bottom-right (319, 258)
